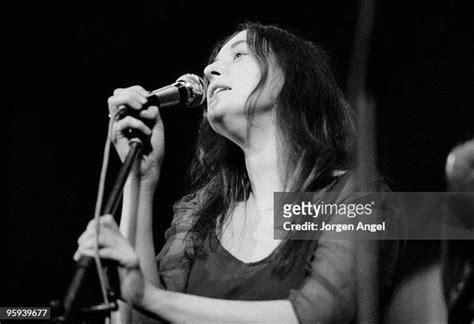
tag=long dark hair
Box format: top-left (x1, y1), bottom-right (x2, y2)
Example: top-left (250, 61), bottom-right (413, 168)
top-left (185, 22), bottom-right (356, 270)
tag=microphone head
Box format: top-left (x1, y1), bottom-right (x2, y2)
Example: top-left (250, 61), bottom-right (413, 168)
top-left (176, 74), bottom-right (207, 108)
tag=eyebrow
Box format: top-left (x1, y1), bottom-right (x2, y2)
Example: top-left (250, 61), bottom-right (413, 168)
top-left (210, 39), bottom-right (248, 65)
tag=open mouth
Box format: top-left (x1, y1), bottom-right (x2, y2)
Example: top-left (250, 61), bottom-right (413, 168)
top-left (210, 86), bottom-right (231, 99)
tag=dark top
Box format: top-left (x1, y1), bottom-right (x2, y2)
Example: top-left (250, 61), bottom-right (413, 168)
top-left (156, 172), bottom-right (402, 323)
top-left (186, 235), bottom-right (316, 300)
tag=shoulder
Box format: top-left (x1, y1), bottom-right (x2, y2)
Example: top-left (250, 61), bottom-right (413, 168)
top-left (167, 189), bottom-right (207, 236)
top-left (156, 190), bottom-right (206, 291)
top-left (329, 169), bottom-right (391, 195)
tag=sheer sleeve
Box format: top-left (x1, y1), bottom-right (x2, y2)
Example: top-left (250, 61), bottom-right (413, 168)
top-left (288, 221), bottom-right (357, 323)
top-left (288, 174), bottom-right (402, 323)
top-left (155, 193), bottom-right (198, 292)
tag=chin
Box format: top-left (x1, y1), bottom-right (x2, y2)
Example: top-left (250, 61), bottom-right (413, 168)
top-left (206, 108), bottom-right (224, 125)
top-left (206, 114), bottom-right (247, 147)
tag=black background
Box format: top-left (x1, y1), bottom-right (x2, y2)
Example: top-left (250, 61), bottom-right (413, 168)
top-left (7, 0), bottom-right (473, 307)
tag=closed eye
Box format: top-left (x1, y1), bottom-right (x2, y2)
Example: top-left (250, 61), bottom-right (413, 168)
top-left (233, 52), bottom-right (248, 60)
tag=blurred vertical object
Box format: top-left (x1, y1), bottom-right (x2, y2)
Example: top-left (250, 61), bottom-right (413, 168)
top-left (444, 139), bottom-right (474, 323)
top-left (346, 0), bottom-right (379, 322)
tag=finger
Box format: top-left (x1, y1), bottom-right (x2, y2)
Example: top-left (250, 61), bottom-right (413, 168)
top-left (100, 214), bottom-right (120, 231)
top-left (77, 224), bottom-right (108, 251)
top-left (127, 85), bottom-right (149, 97)
top-left (100, 214), bottom-right (115, 223)
top-left (113, 87), bottom-right (128, 95)
top-left (139, 105), bottom-right (160, 121)
top-left (76, 239), bottom-right (108, 261)
top-left (75, 246), bottom-right (136, 267)
top-left (114, 116), bottom-right (152, 138)
top-left (76, 220), bottom-right (98, 245)
top-left (108, 93), bottom-right (147, 112)
top-left (99, 248), bottom-right (139, 269)
top-left (108, 93), bottom-right (144, 112)
top-left (86, 218), bottom-right (99, 231)
top-left (84, 224), bottom-right (119, 244)
top-left (76, 235), bottom-right (134, 264)
top-left (113, 86), bottom-right (148, 98)
top-left (72, 248), bottom-right (95, 261)
top-left (77, 229), bottom-right (94, 245)
top-left (82, 216), bottom-right (110, 235)
top-left (75, 245), bottom-right (96, 259)
top-left (108, 87), bottom-right (148, 114)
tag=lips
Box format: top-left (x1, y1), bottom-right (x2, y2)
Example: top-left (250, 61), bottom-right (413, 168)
top-left (208, 84), bottom-right (231, 100)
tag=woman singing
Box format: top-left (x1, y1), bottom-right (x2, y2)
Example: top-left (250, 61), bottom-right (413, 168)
top-left (75, 22), bottom-right (400, 323)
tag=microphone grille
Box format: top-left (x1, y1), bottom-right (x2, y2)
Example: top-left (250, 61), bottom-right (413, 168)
top-left (176, 74), bottom-right (207, 107)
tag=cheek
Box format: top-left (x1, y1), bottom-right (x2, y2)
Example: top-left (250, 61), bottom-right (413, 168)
top-left (244, 66), bottom-right (262, 92)
top-left (238, 62), bottom-right (283, 109)
top-left (232, 62), bottom-right (262, 97)
top-left (246, 79), bottom-right (282, 110)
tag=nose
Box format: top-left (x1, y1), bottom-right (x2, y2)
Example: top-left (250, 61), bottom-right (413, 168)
top-left (203, 61), bottom-right (222, 82)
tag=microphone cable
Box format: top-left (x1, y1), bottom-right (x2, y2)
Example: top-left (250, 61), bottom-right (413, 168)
top-left (90, 107), bottom-right (128, 311)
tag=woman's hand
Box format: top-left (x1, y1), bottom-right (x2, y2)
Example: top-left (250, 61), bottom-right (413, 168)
top-left (73, 215), bottom-right (148, 307)
top-left (108, 86), bottom-right (164, 186)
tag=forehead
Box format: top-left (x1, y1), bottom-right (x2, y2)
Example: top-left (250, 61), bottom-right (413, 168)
top-left (217, 30), bottom-right (248, 56)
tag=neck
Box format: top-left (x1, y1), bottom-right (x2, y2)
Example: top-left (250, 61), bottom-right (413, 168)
top-left (242, 123), bottom-right (284, 210)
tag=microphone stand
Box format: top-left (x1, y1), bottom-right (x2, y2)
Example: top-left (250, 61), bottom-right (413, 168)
top-left (52, 138), bottom-right (143, 323)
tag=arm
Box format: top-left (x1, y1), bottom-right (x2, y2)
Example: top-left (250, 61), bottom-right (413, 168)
top-left (75, 215), bottom-right (299, 323)
top-left (123, 176), bottom-right (160, 287)
top-left (384, 262), bottom-right (447, 323)
top-left (106, 86), bottom-right (164, 323)
top-left (137, 284), bottom-right (299, 324)
top-left (131, 216), bottom-right (357, 323)
top-left (115, 173), bottom-right (161, 324)
top-left (76, 208), bottom-right (357, 323)
top-left (77, 180), bottom-right (356, 323)
top-left (106, 85), bottom-right (164, 286)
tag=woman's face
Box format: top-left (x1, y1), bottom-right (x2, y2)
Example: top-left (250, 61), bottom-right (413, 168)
top-left (203, 30), bottom-right (282, 144)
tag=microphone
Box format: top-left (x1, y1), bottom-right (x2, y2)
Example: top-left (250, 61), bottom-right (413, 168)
top-left (146, 73), bottom-right (207, 109)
